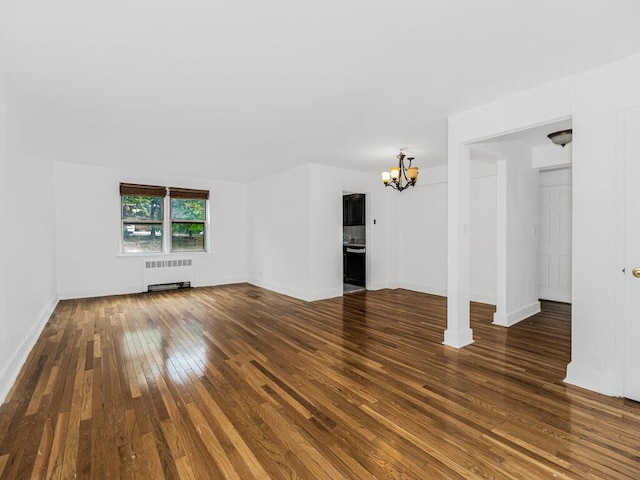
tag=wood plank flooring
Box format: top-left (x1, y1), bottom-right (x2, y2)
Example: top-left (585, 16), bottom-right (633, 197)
top-left (1, 284), bottom-right (639, 479)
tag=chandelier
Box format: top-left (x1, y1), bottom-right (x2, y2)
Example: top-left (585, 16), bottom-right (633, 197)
top-left (381, 149), bottom-right (419, 192)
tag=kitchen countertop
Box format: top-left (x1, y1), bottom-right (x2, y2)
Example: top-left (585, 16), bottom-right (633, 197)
top-left (343, 243), bottom-right (366, 247)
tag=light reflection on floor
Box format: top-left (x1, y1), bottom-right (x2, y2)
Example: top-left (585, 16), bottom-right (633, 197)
top-left (343, 283), bottom-right (364, 294)
top-left (123, 328), bottom-right (208, 388)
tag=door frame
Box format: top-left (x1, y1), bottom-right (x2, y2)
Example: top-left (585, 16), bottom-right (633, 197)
top-left (537, 167), bottom-right (573, 303)
top-left (618, 105), bottom-right (640, 399)
top-left (341, 191), bottom-right (368, 292)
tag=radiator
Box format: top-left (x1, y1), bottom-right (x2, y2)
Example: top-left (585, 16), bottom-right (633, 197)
top-left (142, 258), bottom-right (194, 291)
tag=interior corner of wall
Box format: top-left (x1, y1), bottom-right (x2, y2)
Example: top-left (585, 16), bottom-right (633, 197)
top-left (492, 301), bottom-right (540, 327)
top-left (470, 294), bottom-right (496, 306)
top-left (0, 294), bottom-right (58, 405)
top-left (564, 362), bottom-right (619, 397)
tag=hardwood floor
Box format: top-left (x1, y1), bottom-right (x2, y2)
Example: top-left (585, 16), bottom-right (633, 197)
top-left (1, 284), bottom-right (639, 479)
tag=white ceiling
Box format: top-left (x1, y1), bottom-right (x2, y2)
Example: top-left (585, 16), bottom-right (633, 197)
top-left (2, 0), bottom-right (640, 182)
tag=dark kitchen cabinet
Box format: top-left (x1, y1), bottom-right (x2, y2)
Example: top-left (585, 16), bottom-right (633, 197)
top-left (344, 247), bottom-right (366, 286)
top-left (343, 194), bottom-right (365, 226)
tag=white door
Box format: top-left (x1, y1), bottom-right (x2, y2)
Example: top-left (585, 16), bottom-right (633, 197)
top-left (624, 108), bottom-right (640, 402)
top-left (538, 176), bottom-right (572, 303)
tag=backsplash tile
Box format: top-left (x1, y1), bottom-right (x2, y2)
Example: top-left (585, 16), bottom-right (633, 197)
top-left (343, 225), bottom-right (365, 244)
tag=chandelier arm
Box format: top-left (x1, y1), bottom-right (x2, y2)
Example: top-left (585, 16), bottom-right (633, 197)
top-left (403, 158), bottom-right (415, 190)
top-left (402, 166), bottom-right (411, 188)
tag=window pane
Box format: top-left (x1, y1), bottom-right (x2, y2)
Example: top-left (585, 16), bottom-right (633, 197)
top-left (122, 223), bottom-right (163, 253)
top-left (171, 199), bottom-right (205, 221)
top-left (171, 223), bottom-right (205, 251)
top-left (122, 196), bottom-right (164, 221)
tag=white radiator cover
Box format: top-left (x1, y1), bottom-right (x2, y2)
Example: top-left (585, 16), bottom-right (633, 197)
top-left (142, 258), bottom-right (194, 289)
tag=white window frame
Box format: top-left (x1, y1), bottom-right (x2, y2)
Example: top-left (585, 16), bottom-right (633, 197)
top-left (119, 183), bottom-right (210, 256)
top-left (167, 195), bottom-right (209, 254)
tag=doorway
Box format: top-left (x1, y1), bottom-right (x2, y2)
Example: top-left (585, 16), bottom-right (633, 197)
top-left (472, 121), bottom-right (573, 327)
top-left (343, 193), bottom-right (366, 293)
top-left (538, 168), bottom-right (572, 303)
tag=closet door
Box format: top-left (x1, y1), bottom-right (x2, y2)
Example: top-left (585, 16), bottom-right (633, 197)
top-left (623, 107), bottom-right (640, 402)
top-left (538, 177), bottom-right (572, 303)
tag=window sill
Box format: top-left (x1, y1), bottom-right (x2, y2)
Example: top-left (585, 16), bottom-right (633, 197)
top-left (116, 251), bottom-right (211, 258)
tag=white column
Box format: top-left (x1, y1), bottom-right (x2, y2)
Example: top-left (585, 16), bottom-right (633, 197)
top-left (493, 159), bottom-right (508, 324)
top-left (492, 152), bottom-right (541, 327)
top-left (444, 143), bottom-right (474, 348)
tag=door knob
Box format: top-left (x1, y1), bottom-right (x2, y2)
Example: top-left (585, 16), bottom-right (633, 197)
top-left (633, 268), bottom-right (640, 278)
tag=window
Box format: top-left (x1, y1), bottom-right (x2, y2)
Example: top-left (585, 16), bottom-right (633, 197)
top-left (169, 187), bottom-right (209, 252)
top-left (121, 183), bottom-right (166, 254)
top-left (120, 183), bottom-right (209, 254)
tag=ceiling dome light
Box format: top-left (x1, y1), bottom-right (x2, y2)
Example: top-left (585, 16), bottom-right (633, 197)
top-left (547, 129), bottom-right (572, 147)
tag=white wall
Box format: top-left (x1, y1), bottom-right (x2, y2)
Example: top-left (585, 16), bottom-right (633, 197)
top-left (54, 161), bottom-right (248, 298)
top-left (539, 167), bottom-right (572, 187)
top-left (0, 81), bottom-right (59, 403)
top-left (373, 181), bottom-right (401, 291)
top-left (470, 168), bottom-right (498, 304)
top-left (0, 72), bottom-right (8, 401)
top-left (533, 142), bottom-right (572, 170)
top-left (397, 166), bottom-right (449, 297)
top-left (308, 165), bottom-right (349, 299)
top-left (502, 146), bottom-right (540, 323)
top-left (248, 163), bottom-right (395, 301)
top-left (248, 164), bottom-right (313, 299)
top-left (398, 163), bottom-right (498, 304)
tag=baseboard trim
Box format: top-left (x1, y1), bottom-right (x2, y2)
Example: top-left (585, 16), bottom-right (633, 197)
top-left (193, 278), bottom-right (248, 289)
top-left (248, 278), bottom-right (341, 302)
top-left (443, 328), bottom-right (474, 349)
top-left (470, 293), bottom-right (497, 306)
top-left (58, 285), bottom-right (142, 300)
top-left (366, 282), bottom-right (388, 291)
top-left (493, 301), bottom-right (541, 327)
top-left (59, 278), bottom-right (250, 300)
top-left (0, 296), bottom-right (59, 405)
top-left (398, 282), bottom-right (496, 305)
top-left (398, 282), bottom-right (447, 298)
top-left (564, 361), bottom-right (618, 397)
